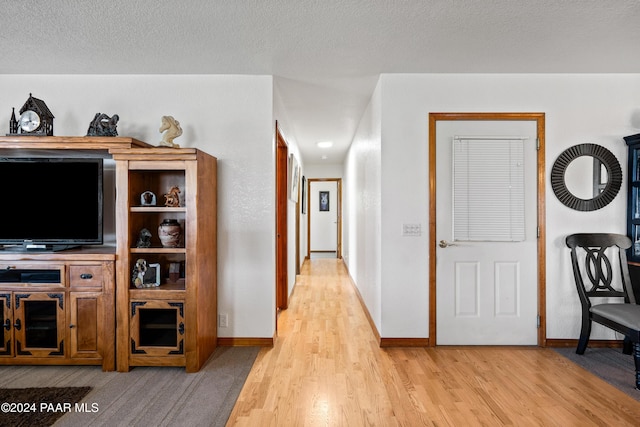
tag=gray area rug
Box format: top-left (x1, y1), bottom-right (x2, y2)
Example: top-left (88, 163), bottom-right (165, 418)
top-left (553, 347), bottom-right (640, 401)
top-left (0, 346), bottom-right (260, 427)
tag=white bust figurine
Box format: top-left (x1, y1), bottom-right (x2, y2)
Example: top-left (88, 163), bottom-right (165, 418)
top-left (159, 115), bottom-right (183, 148)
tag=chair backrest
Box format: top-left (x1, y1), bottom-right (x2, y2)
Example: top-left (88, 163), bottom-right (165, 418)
top-left (565, 233), bottom-right (636, 309)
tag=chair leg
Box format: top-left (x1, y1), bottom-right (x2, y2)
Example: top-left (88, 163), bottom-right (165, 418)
top-left (576, 318), bottom-right (591, 355)
top-left (623, 336), bottom-right (633, 355)
top-left (634, 342), bottom-right (640, 390)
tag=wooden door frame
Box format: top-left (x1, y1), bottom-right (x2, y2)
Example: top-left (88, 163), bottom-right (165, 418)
top-left (295, 178), bottom-right (301, 275)
top-left (428, 112), bottom-right (546, 347)
top-left (276, 122), bottom-right (288, 311)
top-left (307, 178), bottom-right (342, 259)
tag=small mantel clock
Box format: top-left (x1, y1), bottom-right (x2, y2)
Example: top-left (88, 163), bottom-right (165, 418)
top-left (7, 93), bottom-right (54, 136)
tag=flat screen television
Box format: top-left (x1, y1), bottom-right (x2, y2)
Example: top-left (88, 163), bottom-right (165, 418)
top-left (0, 157), bottom-right (103, 251)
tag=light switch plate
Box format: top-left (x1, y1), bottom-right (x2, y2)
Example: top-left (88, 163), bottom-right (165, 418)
top-left (402, 223), bottom-right (421, 236)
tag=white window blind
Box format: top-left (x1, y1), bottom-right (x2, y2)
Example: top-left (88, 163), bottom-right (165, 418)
top-left (453, 136), bottom-right (526, 242)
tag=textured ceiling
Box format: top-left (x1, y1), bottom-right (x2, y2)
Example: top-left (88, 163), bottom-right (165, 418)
top-left (2, 0), bottom-right (639, 163)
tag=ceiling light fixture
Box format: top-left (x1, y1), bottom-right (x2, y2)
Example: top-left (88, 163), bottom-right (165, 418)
top-left (317, 141), bottom-right (333, 148)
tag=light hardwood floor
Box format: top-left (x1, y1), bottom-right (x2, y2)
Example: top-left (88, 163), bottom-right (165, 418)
top-left (226, 258), bottom-right (640, 426)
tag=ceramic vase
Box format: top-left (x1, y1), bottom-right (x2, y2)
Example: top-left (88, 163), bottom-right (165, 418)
top-left (158, 219), bottom-right (182, 248)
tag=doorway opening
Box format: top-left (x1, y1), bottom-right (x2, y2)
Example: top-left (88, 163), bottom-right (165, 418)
top-left (428, 112), bottom-right (546, 346)
top-left (275, 123), bottom-right (288, 313)
top-left (307, 178), bottom-right (342, 259)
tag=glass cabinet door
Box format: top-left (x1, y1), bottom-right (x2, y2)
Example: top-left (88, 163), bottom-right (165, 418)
top-left (130, 300), bottom-right (185, 356)
top-left (628, 144), bottom-right (640, 261)
top-left (13, 293), bottom-right (65, 357)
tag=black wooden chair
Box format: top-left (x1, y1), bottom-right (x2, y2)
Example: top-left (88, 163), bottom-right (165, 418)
top-left (566, 233), bottom-right (640, 389)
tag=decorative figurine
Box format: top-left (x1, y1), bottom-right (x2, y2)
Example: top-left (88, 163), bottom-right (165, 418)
top-left (86, 113), bottom-right (119, 136)
top-left (9, 108), bottom-right (18, 134)
top-left (158, 115), bottom-right (182, 148)
top-left (140, 191), bottom-right (157, 206)
top-left (164, 186), bottom-right (181, 207)
top-left (131, 258), bottom-right (160, 288)
top-left (136, 228), bottom-right (152, 248)
top-left (131, 258), bottom-right (148, 288)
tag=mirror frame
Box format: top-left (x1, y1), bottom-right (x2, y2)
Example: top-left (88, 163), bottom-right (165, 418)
top-left (551, 143), bottom-right (622, 211)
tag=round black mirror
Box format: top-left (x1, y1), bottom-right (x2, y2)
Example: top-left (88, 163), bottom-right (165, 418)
top-left (551, 143), bottom-right (622, 211)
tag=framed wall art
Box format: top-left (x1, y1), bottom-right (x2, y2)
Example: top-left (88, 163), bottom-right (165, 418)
top-left (289, 154), bottom-right (300, 203)
top-left (301, 176), bottom-right (307, 214)
top-left (319, 191), bottom-right (330, 211)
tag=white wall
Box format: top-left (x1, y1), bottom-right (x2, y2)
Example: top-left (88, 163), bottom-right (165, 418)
top-left (0, 75), bottom-right (277, 339)
top-left (343, 82), bottom-right (382, 329)
top-left (273, 87), bottom-right (305, 294)
top-left (304, 163), bottom-right (343, 178)
top-left (344, 73), bottom-right (640, 340)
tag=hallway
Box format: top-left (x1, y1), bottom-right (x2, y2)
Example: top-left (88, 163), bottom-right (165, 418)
top-left (226, 258), bottom-right (640, 426)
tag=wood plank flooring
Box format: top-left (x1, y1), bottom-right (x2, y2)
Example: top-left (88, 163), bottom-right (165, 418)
top-left (226, 258), bottom-right (640, 426)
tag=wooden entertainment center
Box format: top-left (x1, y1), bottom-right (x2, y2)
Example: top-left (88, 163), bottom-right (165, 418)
top-left (0, 136), bottom-right (217, 373)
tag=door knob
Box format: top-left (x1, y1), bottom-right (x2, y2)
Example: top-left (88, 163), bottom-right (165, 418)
top-left (439, 240), bottom-right (457, 248)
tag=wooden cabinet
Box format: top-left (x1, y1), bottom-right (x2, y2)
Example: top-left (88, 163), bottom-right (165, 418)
top-left (0, 253), bottom-right (115, 370)
top-left (111, 148), bottom-right (217, 373)
top-left (625, 133), bottom-right (640, 300)
top-left (0, 291), bottom-right (65, 357)
top-left (626, 133), bottom-right (640, 260)
top-left (0, 137), bottom-right (216, 373)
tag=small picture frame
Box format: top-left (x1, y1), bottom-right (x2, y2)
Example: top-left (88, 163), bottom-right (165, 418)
top-left (143, 263), bottom-right (161, 287)
top-left (319, 191), bottom-right (330, 212)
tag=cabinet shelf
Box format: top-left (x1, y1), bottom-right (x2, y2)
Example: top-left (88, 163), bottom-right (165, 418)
top-left (130, 282), bottom-right (185, 293)
top-left (26, 325), bottom-right (56, 331)
top-left (131, 207), bottom-right (187, 213)
top-left (130, 247), bottom-right (186, 254)
top-left (140, 324), bottom-right (176, 329)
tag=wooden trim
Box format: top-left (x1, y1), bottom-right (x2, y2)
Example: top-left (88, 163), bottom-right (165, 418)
top-left (545, 338), bottom-right (624, 348)
top-left (217, 337), bottom-right (274, 347)
top-left (536, 115), bottom-right (547, 347)
top-left (0, 136), bottom-right (152, 150)
top-left (276, 123), bottom-right (289, 310)
top-left (343, 259), bottom-right (428, 347)
top-left (307, 178), bottom-right (343, 259)
top-left (428, 115), bottom-right (438, 346)
top-left (296, 175), bottom-right (301, 275)
top-left (380, 338), bottom-right (430, 347)
top-left (343, 259), bottom-right (381, 344)
top-left (428, 112), bottom-right (546, 347)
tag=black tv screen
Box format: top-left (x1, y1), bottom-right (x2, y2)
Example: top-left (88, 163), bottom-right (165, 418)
top-left (0, 157), bottom-right (103, 250)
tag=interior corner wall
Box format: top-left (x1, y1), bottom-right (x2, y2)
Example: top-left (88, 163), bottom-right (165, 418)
top-left (343, 80), bottom-right (383, 331)
top-left (273, 86), bottom-right (306, 293)
top-left (376, 73), bottom-right (640, 340)
top-left (0, 74), bottom-right (277, 339)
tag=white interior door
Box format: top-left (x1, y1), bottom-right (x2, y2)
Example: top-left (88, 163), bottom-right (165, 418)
top-left (436, 120), bottom-right (538, 345)
top-left (310, 181), bottom-right (337, 252)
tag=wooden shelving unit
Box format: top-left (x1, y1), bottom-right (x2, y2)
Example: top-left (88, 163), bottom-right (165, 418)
top-left (111, 148), bottom-right (217, 373)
